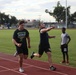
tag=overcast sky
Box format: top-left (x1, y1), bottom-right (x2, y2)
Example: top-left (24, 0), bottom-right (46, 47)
top-left (0, 0), bottom-right (76, 22)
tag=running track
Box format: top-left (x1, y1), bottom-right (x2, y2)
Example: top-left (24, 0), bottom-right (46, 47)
top-left (0, 53), bottom-right (76, 75)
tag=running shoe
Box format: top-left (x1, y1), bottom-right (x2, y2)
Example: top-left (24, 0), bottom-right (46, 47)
top-left (19, 68), bottom-right (24, 73)
top-left (60, 60), bottom-right (65, 64)
top-left (30, 52), bottom-right (35, 59)
top-left (50, 66), bottom-right (56, 71)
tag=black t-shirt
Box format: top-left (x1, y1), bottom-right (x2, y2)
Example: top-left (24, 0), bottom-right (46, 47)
top-left (39, 28), bottom-right (49, 46)
top-left (13, 29), bottom-right (29, 47)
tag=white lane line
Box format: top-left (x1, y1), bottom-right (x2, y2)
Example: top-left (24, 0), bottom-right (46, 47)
top-left (0, 69), bottom-right (9, 73)
top-left (0, 65), bottom-right (27, 75)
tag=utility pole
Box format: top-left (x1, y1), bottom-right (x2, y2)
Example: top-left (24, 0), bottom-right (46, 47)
top-left (65, 0), bottom-right (67, 28)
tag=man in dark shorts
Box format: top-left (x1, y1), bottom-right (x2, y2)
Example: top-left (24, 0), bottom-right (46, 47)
top-left (30, 22), bottom-right (56, 71)
top-left (12, 20), bottom-right (31, 72)
top-left (60, 27), bottom-right (71, 64)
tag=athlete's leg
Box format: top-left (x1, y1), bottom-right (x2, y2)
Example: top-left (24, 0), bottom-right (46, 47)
top-left (65, 52), bottom-right (69, 63)
top-left (30, 46), bottom-right (43, 59)
top-left (23, 55), bottom-right (28, 59)
top-left (65, 46), bottom-right (69, 63)
top-left (18, 53), bottom-right (24, 68)
top-left (30, 52), bottom-right (42, 59)
top-left (18, 53), bottom-right (25, 72)
top-left (62, 52), bottom-right (66, 62)
top-left (34, 53), bottom-right (41, 57)
top-left (61, 45), bottom-right (66, 63)
top-left (16, 47), bottom-right (25, 72)
top-left (46, 51), bottom-right (56, 71)
top-left (46, 52), bottom-right (52, 66)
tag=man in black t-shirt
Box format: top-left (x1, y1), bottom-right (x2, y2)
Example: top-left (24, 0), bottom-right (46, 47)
top-left (12, 20), bottom-right (31, 73)
top-left (30, 22), bottom-right (56, 71)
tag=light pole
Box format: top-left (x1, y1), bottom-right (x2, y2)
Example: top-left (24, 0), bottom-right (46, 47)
top-left (65, 0), bottom-right (67, 28)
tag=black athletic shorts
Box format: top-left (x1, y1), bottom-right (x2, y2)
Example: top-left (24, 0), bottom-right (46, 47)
top-left (61, 44), bottom-right (68, 53)
top-left (38, 44), bottom-right (51, 55)
top-left (16, 46), bottom-right (28, 55)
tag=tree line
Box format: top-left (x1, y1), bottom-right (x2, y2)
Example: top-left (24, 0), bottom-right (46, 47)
top-left (45, 1), bottom-right (76, 26)
top-left (0, 12), bottom-right (18, 26)
top-left (0, 1), bottom-right (76, 28)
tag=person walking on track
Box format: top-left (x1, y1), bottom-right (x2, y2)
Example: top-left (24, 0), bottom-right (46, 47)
top-left (12, 20), bottom-right (31, 72)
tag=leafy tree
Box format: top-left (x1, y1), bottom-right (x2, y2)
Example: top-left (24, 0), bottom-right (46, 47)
top-left (45, 1), bottom-right (71, 24)
top-left (0, 12), bottom-right (18, 26)
top-left (53, 1), bottom-right (65, 23)
top-left (10, 16), bottom-right (18, 25)
top-left (70, 12), bottom-right (76, 23)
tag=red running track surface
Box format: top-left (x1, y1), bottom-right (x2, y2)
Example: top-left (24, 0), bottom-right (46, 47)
top-left (0, 53), bottom-right (76, 75)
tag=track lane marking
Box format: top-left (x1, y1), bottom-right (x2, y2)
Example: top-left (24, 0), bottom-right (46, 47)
top-left (0, 57), bottom-right (68, 75)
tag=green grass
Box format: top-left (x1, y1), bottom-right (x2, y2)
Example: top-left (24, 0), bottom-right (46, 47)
top-left (0, 29), bottom-right (76, 67)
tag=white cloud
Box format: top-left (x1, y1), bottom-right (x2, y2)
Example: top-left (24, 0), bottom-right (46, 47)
top-left (0, 0), bottom-right (76, 22)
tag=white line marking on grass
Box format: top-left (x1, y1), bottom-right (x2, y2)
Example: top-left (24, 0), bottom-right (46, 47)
top-left (0, 57), bottom-right (68, 75)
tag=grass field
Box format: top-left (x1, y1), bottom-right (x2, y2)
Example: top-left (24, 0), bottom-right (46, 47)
top-left (0, 29), bottom-right (76, 67)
